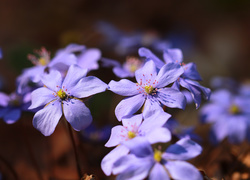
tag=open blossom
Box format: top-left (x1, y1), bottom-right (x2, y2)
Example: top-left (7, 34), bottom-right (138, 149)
top-left (112, 137), bottom-right (202, 180)
top-left (108, 60), bottom-right (186, 121)
top-left (139, 47), bottom-right (211, 108)
top-left (105, 114), bottom-right (171, 147)
top-left (29, 65), bottom-right (107, 136)
top-left (200, 89), bottom-right (250, 143)
top-left (101, 113), bottom-right (171, 176)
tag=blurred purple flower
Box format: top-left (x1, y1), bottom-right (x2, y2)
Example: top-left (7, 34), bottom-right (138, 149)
top-left (200, 89), bottom-right (250, 144)
top-left (210, 76), bottom-right (239, 93)
top-left (139, 47), bottom-right (211, 109)
top-left (17, 47), bottom-right (77, 94)
top-left (112, 137), bottom-right (202, 180)
top-left (108, 60), bottom-right (186, 121)
top-left (96, 21), bottom-right (170, 56)
top-left (102, 56), bottom-right (144, 78)
top-left (56, 43), bottom-right (101, 71)
top-left (0, 92), bottom-right (30, 124)
top-left (29, 65), bottom-right (107, 136)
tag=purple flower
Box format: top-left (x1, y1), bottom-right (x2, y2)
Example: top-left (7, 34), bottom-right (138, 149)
top-left (200, 89), bottom-right (250, 143)
top-left (139, 47), bottom-right (211, 108)
top-left (0, 92), bottom-right (30, 124)
top-left (101, 113), bottom-right (171, 176)
top-left (105, 114), bottom-right (171, 148)
top-left (17, 47), bottom-right (77, 94)
top-left (56, 44), bottom-right (101, 71)
top-left (112, 137), bottom-right (202, 180)
top-left (29, 65), bottom-right (108, 136)
top-left (102, 56), bottom-right (144, 78)
top-left (108, 60), bottom-right (186, 121)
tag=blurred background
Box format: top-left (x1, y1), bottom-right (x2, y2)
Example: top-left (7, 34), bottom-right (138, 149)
top-left (0, 0), bottom-right (250, 179)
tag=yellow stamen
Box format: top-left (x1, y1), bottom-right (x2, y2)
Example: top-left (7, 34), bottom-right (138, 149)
top-left (130, 64), bottom-right (138, 73)
top-left (154, 149), bottom-right (162, 162)
top-left (57, 89), bottom-right (67, 99)
top-left (39, 57), bottom-right (48, 66)
top-left (229, 104), bottom-right (240, 114)
top-left (144, 85), bottom-right (154, 94)
top-left (127, 131), bottom-right (136, 139)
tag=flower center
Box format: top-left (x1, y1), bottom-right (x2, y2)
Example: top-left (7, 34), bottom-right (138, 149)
top-left (57, 89), bottom-right (67, 100)
top-left (144, 85), bottom-right (154, 94)
top-left (136, 74), bottom-right (158, 96)
top-left (9, 94), bottom-right (22, 107)
top-left (177, 62), bottom-right (188, 71)
top-left (38, 57), bottom-right (47, 66)
top-left (127, 131), bottom-right (136, 139)
top-left (28, 47), bottom-right (50, 66)
top-left (124, 57), bottom-right (142, 73)
top-left (129, 64), bottom-right (138, 73)
top-left (229, 104), bottom-right (241, 114)
top-left (154, 149), bottom-right (162, 162)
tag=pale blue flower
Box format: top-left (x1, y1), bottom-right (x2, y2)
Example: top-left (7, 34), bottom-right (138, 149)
top-left (112, 137), bottom-right (202, 180)
top-left (139, 47), bottom-right (211, 108)
top-left (29, 65), bottom-right (107, 136)
top-left (108, 60), bottom-right (186, 121)
top-left (101, 113), bottom-right (171, 176)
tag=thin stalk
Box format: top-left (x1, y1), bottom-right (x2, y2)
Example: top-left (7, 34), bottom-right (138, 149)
top-left (65, 120), bottom-right (82, 178)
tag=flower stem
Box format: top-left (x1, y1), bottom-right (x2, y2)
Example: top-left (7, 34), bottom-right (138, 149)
top-left (65, 120), bottom-right (82, 178)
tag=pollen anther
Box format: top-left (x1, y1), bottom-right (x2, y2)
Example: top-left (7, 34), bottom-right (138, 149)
top-left (154, 149), bottom-right (162, 162)
top-left (127, 131), bottom-right (136, 139)
top-left (57, 89), bottom-right (67, 100)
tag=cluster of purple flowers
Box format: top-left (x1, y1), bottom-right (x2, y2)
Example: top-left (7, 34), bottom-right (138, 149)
top-left (0, 39), bottom-right (211, 179)
top-left (100, 47), bottom-right (211, 179)
top-left (0, 44), bottom-right (107, 135)
top-left (200, 78), bottom-right (250, 144)
top-left (96, 21), bottom-right (170, 56)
